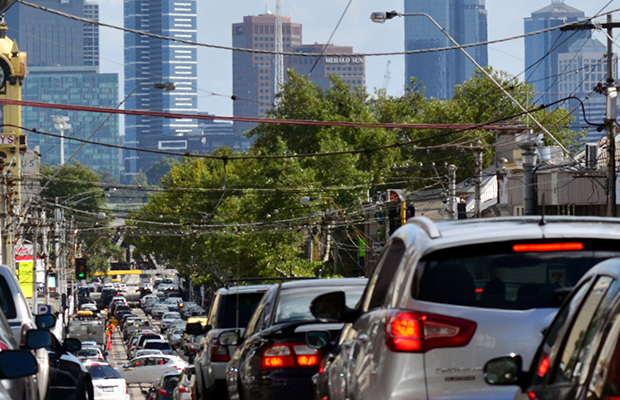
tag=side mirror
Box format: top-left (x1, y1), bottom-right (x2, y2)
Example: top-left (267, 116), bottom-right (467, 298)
top-left (310, 291), bottom-right (346, 323)
top-left (306, 331), bottom-right (330, 350)
top-left (0, 350), bottom-right (38, 378)
top-left (35, 314), bottom-right (56, 330)
top-left (484, 355), bottom-right (523, 386)
top-left (219, 331), bottom-right (239, 346)
top-left (25, 329), bottom-right (53, 349)
top-left (64, 338), bottom-right (82, 353)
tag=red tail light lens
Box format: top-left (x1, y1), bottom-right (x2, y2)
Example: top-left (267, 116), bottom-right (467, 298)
top-left (179, 386), bottom-right (190, 393)
top-left (513, 242), bottom-right (583, 252)
top-left (210, 344), bottom-right (230, 362)
top-left (260, 343), bottom-right (320, 369)
top-left (157, 388), bottom-right (169, 396)
top-left (537, 354), bottom-right (550, 377)
top-left (385, 310), bottom-right (476, 353)
top-left (0, 341), bottom-right (10, 351)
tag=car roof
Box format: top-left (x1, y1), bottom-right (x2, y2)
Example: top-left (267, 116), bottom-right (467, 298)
top-left (393, 216), bottom-right (620, 255)
top-left (217, 284), bottom-right (272, 295)
top-left (279, 277), bottom-right (368, 290)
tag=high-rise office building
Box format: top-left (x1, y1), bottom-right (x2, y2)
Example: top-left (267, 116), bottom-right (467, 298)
top-left (123, 0), bottom-right (198, 182)
top-left (232, 15), bottom-right (366, 135)
top-left (232, 14), bottom-right (302, 135)
top-left (404, 0), bottom-right (488, 99)
top-left (5, 1), bottom-right (119, 178)
top-left (557, 37), bottom-right (615, 143)
top-left (524, 1), bottom-right (589, 106)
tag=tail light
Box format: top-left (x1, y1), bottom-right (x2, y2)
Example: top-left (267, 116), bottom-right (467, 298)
top-left (260, 342), bottom-right (320, 369)
top-left (157, 388), bottom-right (169, 396)
top-left (385, 310), bottom-right (476, 353)
top-left (98, 354), bottom-right (103, 360)
top-left (0, 341), bottom-right (9, 351)
top-left (174, 365), bottom-right (183, 371)
top-left (537, 354), bottom-right (550, 377)
top-left (211, 344), bottom-right (230, 362)
top-left (179, 385), bottom-right (190, 393)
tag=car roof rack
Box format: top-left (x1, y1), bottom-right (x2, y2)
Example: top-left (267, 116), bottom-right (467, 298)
top-left (224, 277), bottom-right (317, 288)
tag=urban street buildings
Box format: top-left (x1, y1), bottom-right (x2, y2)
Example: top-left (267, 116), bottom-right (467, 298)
top-left (403, 0), bottom-right (488, 99)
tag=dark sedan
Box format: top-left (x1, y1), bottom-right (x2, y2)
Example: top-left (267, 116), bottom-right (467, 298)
top-left (225, 278), bottom-right (366, 400)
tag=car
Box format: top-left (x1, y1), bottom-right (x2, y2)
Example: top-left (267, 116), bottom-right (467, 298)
top-left (306, 216), bottom-right (620, 400)
top-left (161, 312), bottom-right (182, 333)
top-left (0, 349), bottom-right (40, 400)
top-left (128, 332), bottom-right (163, 359)
top-left (75, 347), bottom-right (106, 362)
top-left (123, 319), bottom-right (150, 341)
top-left (225, 278), bottom-right (367, 400)
top-left (483, 256), bottom-right (620, 400)
top-left (145, 372), bottom-right (180, 400)
top-left (115, 354), bottom-right (187, 384)
top-left (163, 298), bottom-right (183, 312)
top-left (134, 349), bottom-right (163, 358)
top-left (80, 303), bottom-right (98, 313)
top-left (141, 338), bottom-right (173, 355)
top-left (113, 305), bottom-right (131, 321)
top-left (172, 365), bottom-right (195, 400)
top-left (144, 298), bottom-right (160, 315)
top-left (194, 284), bottom-right (270, 400)
top-left (84, 361), bottom-right (130, 400)
top-left (152, 304), bottom-right (170, 319)
top-left (167, 328), bottom-right (184, 348)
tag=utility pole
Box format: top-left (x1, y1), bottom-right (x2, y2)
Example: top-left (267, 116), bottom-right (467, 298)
top-left (448, 165), bottom-right (457, 219)
top-left (474, 144), bottom-right (483, 218)
top-left (562, 15), bottom-right (620, 217)
top-left (31, 204), bottom-right (38, 312)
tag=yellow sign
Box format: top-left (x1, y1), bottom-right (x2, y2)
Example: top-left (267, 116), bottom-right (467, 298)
top-left (16, 260), bottom-right (33, 298)
top-left (110, 318), bottom-right (118, 327)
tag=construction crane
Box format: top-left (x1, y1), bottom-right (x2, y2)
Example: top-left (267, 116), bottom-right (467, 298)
top-left (274, 0), bottom-right (284, 99)
top-left (383, 60), bottom-right (392, 91)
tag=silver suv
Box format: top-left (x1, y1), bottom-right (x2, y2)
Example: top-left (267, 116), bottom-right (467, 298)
top-left (193, 284), bottom-right (270, 400)
top-left (309, 216), bottom-right (620, 400)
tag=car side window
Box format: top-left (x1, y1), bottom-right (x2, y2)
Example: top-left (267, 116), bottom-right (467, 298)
top-left (585, 299), bottom-right (620, 398)
top-left (245, 289), bottom-right (272, 337)
top-left (362, 238), bottom-right (406, 311)
top-left (552, 276), bottom-right (613, 384)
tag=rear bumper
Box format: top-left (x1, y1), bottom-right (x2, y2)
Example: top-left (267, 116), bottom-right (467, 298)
top-left (244, 370), bottom-right (314, 400)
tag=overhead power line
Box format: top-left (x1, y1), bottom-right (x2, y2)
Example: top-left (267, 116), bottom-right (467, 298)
top-left (17, 0), bottom-right (620, 59)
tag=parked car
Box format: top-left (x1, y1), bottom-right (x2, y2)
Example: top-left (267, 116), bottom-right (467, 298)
top-left (173, 365), bottom-right (195, 400)
top-left (115, 355), bottom-right (186, 384)
top-left (483, 256), bottom-right (620, 400)
top-left (226, 278), bottom-right (367, 400)
top-left (84, 361), bottom-right (130, 400)
top-left (194, 284), bottom-right (270, 400)
top-left (306, 216), bottom-right (620, 400)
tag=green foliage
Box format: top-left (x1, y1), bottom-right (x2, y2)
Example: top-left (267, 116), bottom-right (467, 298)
top-left (126, 68), bottom-right (583, 283)
top-left (146, 157), bottom-right (179, 186)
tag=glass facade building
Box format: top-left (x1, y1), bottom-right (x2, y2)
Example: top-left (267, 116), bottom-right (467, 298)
top-left (524, 1), bottom-right (588, 106)
top-left (22, 67), bottom-right (119, 177)
top-left (124, 0), bottom-right (198, 182)
top-left (404, 0), bottom-right (488, 99)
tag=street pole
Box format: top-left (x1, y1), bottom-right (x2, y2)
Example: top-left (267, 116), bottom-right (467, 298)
top-left (448, 165), bottom-right (457, 219)
top-left (474, 144), bottom-right (483, 218)
top-left (31, 206), bottom-right (38, 312)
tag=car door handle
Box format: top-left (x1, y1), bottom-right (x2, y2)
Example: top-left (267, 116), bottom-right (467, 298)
top-left (357, 334), bottom-right (370, 344)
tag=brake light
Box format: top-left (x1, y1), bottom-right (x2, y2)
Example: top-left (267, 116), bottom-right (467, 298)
top-left (537, 354), bottom-right (550, 377)
top-left (385, 310), bottom-right (476, 353)
top-left (179, 386), bottom-right (190, 393)
top-left (527, 392), bottom-right (536, 400)
top-left (211, 344), bottom-right (230, 362)
top-left (157, 388), bottom-right (169, 395)
top-left (174, 365), bottom-right (182, 371)
top-left (260, 343), bottom-right (320, 369)
top-left (513, 242), bottom-right (583, 252)
top-left (0, 341), bottom-right (9, 351)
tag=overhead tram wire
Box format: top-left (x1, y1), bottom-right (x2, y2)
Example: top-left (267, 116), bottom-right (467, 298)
top-left (307, 0), bottom-right (353, 76)
top-left (16, 0), bottom-right (620, 59)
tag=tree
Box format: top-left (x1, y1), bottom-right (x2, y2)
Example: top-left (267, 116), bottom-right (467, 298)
top-left (146, 157), bottom-right (179, 186)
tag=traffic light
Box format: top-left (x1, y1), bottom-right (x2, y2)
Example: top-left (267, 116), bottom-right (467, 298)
top-left (75, 258), bottom-right (87, 280)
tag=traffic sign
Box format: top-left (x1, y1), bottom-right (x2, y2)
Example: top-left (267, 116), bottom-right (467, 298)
top-left (37, 304), bottom-right (52, 315)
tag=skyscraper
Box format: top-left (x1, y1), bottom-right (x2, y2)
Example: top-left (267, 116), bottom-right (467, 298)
top-left (524, 1), bottom-right (588, 106)
top-left (232, 14), bottom-right (366, 135)
top-left (123, 0), bottom-right (198, 182)
top-left (404, 0), bottom-right (488, 99)
top-left (5, 1), bottom-right (119, 178)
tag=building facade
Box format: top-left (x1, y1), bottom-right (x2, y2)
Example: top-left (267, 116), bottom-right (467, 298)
top-left (232, 15), bottom-right (367, 135)
top-left (404, 0), bottom-right (488, 99)
top-left (22, 67), bottom-right (119, 177)
top-left (83, 0), bottom-right (99, 69)
top-left (124, 0), bottom-right (198, 182)
top-left (524, 1), bottom-right (589, 106)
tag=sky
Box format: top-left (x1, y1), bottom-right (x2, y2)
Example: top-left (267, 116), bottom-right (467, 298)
top-left (98, 0), bottom-right (613, 119)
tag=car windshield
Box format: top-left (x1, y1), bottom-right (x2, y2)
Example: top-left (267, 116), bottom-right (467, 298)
top-left (77, 348), bottom-right (99, 357)
top-left (217, 292), bottom-right (266, 329)
top-left (163, 313), bottom-right (180, 319)
top-left (88, 365), bottom-right (122, 379)
top-left (415, 240), bottom-right (620, 310)
top-left (275, 285), bottom-right (365, 324)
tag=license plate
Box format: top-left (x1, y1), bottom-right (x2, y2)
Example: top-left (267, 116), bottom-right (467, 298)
top-left (101, 387), bottom-right (115, 393)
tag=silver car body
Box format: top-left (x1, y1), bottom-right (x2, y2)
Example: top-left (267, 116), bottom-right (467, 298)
top-left (161, 312), bottom-right (182, 332)
top-left (115, 355), bottom-right (187, 384)
top-left (324, 216), bottom-right (620, 400)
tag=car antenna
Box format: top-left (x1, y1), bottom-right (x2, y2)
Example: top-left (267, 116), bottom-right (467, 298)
top-left (539, 193), bottom-right (546, 226)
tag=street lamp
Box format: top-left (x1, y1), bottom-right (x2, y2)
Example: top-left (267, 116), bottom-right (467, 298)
top-left (52, 115), bottom-right (72, 165)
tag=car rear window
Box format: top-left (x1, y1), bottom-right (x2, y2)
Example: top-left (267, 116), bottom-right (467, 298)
top-left (275, 285), bottom-right (365, 324)
top-left (415, 240), bottom-right (620, 310)
top-left (217, 293), bottom-right (266, 329)
top-left (0, 276), bottom-right (17, 319)
top-left (88, 365), bottom-right (122, 379)
top-left (145, 341), bottom-right (171, 350)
